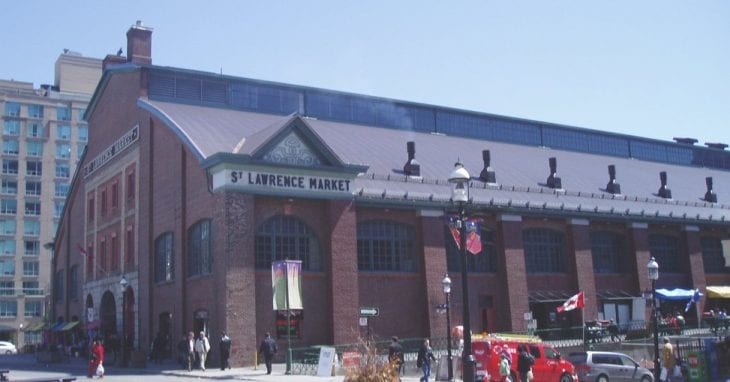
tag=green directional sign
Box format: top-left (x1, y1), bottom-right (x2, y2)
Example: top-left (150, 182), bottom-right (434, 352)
top-left (359, 307), bottom-right (379, 317)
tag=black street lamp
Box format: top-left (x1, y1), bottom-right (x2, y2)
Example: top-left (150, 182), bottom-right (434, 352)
top-left (442, 274), bottom-right (454, 381)
top-left (119, 275), bottom-right (129, 367)
top-left (448, 161), bottom-right (475, 382)
top-left (647, 257), bottom-right (659, 382)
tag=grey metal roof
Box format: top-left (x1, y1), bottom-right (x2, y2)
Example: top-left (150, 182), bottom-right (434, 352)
top-left (140, 99), bottom-right (730, 223)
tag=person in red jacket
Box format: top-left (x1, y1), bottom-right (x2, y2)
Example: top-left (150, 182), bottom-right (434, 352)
top-left (88, 338), bottom-right (105, 378)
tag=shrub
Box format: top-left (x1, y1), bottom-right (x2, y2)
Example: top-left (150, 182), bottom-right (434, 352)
top-left (344, 338), bottom-right (399, 382)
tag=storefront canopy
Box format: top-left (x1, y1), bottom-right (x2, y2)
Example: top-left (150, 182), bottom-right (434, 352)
top-left (706, 286), bottom-right (730, 299)
top-left (23, 322), bottom-right (47, 332)
top-left (656, 288), bottom-right (702, 300)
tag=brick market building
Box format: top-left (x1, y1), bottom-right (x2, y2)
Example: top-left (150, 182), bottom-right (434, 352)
top-left (52, 23), bottom-right (730, 366)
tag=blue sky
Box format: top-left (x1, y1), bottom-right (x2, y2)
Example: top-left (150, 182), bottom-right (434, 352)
top-left (3, 1), bottom-right (729, 145)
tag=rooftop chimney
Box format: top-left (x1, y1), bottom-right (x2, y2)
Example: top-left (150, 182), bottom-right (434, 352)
top-left (127, 20), bottom-right (153, 65)
top-left (403, 141), bottom-right (420, 176)
top-left (658, 171), bottom-right (672, 199)
top-left (673, 137), bottom-right (698, 145)
top-left (705, 142), bottom-right (728, 150)
top-left (705, 177), bottom-right (717, 203)
top-left (606, 164), bottom-right (621, 194)
top-left (479, 150), bottom-right (496, 184)
top-left (546, 157), bottom-right (562, 189)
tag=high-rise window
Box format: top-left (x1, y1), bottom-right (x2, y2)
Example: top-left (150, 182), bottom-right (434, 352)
top-left (1, 200), bottom-right (17, 214)
top-left (56, 125), bottom-right (71, 140)
top-left (78, 126), bottom-right (88, 141)
top-left (23, 220), bottom-right (40, 236)
top-left (24, 240), bottom-right (40, 256)
top-left (26, 141), bottom-right (43, 157)
top-left (4, 102), bottom-right (20, 117)
top-left (0, 240), bottom-right (15, 255)
top-left (23, 261), bottom-right (39, 277)
top-left (56, 106), bottom-right (71, 121)
top-left (1, 180), bottom-right (17, 195)
top-left (26, 161), bottom-right (42, 176)
top-left (25, 181), bottom-right (41, 196)
top-left (3, 120), bottom-right (20, 135)
top-left (76, 108), bottom-right (86, 121)
top-left (2, 140), bottom-right (19, 155)
top-left (55, 163), bottom-right (70, 178)
top-left (24, 300), bottom-right (41, 317)
top-left (0, 259), bottom-right (15, 275)
top-left (24, 201), bottom-right (41, 216)
top-left (0, 219), bottom-right (16, 235)
top-left (54, 201), bottom-right (64, 218)
top-left (0, 301), bottom-right (17, 317)
top-left (28, 104), bottom-right (43, 119)
top-left (55, 183), bottom-right (69, 197)
top-left (23, 281), bottom-right (41, 295)
top-left (2, 160), bottom-right (18, 175)
top-left (56, 144), bottom-right (70, 159)
top-left (0, 281), bottom-right (13, 296)
top-left (27, 122), bottom-right (43, 137)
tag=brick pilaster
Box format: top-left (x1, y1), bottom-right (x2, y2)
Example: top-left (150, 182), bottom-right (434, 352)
top-left (683, 225), bottom-right (706, 291)
top-left (568, 219), bottom-right (598, 321)
top-left (420, 211), bottom-right (448, 339)
top-left (327, 200), bottom-right (359, 345)
top-left (498, 214), bottom-right (529, 332)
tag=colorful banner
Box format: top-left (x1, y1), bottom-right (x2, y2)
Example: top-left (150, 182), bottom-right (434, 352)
top-left (447, 216), bottom-right (482, 255)
top-left (272, 260), bottom-right (303, 310)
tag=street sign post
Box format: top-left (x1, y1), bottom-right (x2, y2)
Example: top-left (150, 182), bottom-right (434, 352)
top-left (359, 307), bottom-right (379, 317)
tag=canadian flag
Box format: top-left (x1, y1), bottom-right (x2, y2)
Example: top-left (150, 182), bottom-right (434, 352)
top-left (556, 291), bottom-right (585, 313)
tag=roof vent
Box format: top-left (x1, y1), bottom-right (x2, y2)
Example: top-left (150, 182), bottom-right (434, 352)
top-left (606, 164), bottom-right (621, 194)
top-left (658, 171), bottom-right (672, 199)
top-left (673, 137), bottom-right (698, 145)
top-left (705, 177), bottom-right (717, 203)
top-left (403, 141), bottom-right (420, 176)
top-left (479, 150), bottom-right (496, 184)
top-left (546, 157), bottom-right (562, 189)
top-left (705, 142), bottom-right (728, 150)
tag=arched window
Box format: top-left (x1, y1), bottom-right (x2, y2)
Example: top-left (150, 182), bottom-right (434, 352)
top-left (187, 220), bottom-right (212, 277)
top-left (155, 232), bottom-right (175, 283)
top-left (357, 220), bottom-right (416, 272)
top-left (255, 216), bottom-right (322, 271)
top-left (522, 228), bottom-right (566, 273)
top-left (701, 237), bottom-right (730, 273)
top-left (445, 227), bottom-right (496, 273)
top-left (591, 231), bottom-right (626, 274)
top-left (648, 234), bottom-right (680, 273)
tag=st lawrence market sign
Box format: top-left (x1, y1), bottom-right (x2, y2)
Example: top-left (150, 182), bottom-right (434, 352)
top-left (211, 166), bottom-right (355, 198)
top-left (84, 125), bottom-right (139, 178)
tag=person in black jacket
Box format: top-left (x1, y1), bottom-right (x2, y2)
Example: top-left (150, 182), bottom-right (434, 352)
top-left (417, 339), bottom-right (437, 382)
top-left (219, 332), bottom-right (231, 370)
top-left (517, 344), bottom-right (535, 382)
top-left (258, 332), bottom-right (278, 375)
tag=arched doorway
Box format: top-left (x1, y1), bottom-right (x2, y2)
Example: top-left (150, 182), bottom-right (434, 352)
top-left (100, 291), bottom-right (117, 338)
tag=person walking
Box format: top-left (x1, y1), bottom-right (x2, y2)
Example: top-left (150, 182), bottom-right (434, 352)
top-left (499, 350), bottom-right (513, 382)
top-left (661, 337), bottom-right (677, 382)
top-left (388, 336), bottom-right (404, 380)
top-left (416, 338), bottom-right (436, 382)
top-left (194, 331), bottom-right (210, 371)
top-left (219, 331), bottom-right (232, 370)
top-left (258, 332), bottom-right (278, 375)
top-left (517, 344), bottom-right (535, 382)
top-left (87, 338), bottom-right (105, 379)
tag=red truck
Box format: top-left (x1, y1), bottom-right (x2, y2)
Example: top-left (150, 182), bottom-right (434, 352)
top-left (471, 333), bottom-right (579, 382)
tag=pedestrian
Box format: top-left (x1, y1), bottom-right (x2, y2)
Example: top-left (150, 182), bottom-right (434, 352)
top-left (388, 336), bottom-right (404, 380)
top-left (517, 344), bottom-right (534, 382)
top-left (194, 331), bottom-right (210, 371)
top-left (258, 332), bottom-right (278, 375)
top-left (499, 350), bottom-right (512, 382)
top-left (416, 338), bottom-right (436, 382)
top-left (608, 319), bottom-right (619, 342)
top-left (87, 338), bottom-right (104, 379)
top-left (661, 337), bottom-right (676, 382)
top-left (185, 331), bottom-right (195, 371)
top-left (219, 331), bottom-right (232, 370)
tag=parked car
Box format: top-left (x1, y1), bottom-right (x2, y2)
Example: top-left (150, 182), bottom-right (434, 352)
top-left (0, 341), bottom-right (18, 355)
top-left (568, 351), bottom-right (653, 382)
top-left (472, 334), bottom-right (578, 382)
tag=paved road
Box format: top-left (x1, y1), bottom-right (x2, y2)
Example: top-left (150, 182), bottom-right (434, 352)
top-left (0, 354), bottom-right (432, 381)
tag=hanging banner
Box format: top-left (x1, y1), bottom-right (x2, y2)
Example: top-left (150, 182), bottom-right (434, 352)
top-left (275, 310), bottom-right (303, 339)
top-left (272, 260), bottom-right (303, 310)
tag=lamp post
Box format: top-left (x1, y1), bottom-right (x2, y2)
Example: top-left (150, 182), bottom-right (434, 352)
top-left (119, 275), bottom-right (128, 367)
top-left (647, 257), bottom-right (659, 382)
top-left (442, 274), bottom-right (454, 381)
top-left (448, 161), bottom-right (474, 382)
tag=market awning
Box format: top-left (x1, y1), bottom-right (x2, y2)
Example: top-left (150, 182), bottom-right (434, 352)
top-left (0, 324), bottom-right (15, 332)
top-left (528, 290), bottom-right (574, 303)
top-left (51, 322), bottom-right (67, 331)
top-left (656, 288), bottom-right (702, 300)
top-left (706, 286), bottom-right (730, 299)
top-left (58, 321), bottom-right (80, 331)
top-left (23, 322), bottom-right (47, 332)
